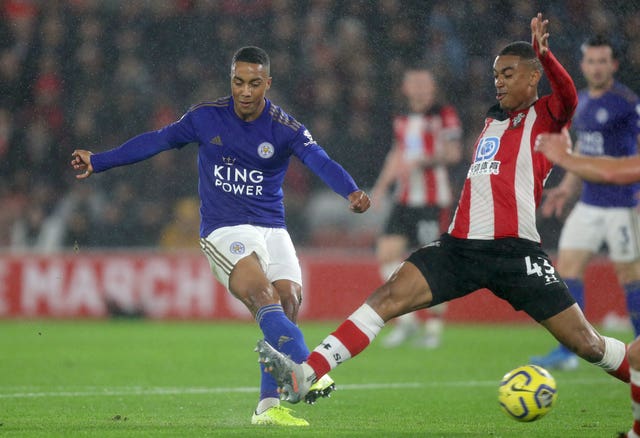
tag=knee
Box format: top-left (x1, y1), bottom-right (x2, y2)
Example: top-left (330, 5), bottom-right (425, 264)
top-left (277, 283), bottom-right (302, 322)
top-left (629, 339), bottom-right (640, 370)
top-left (236, 283), bottom-right (280, 316)
top-left (366, 283), bottom-right (409, 322)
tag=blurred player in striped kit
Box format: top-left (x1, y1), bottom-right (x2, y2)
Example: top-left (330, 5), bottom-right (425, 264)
top-left (531, 35), bottom-right (640, 371)
top-left (371, 68), bottom-right (462, 348)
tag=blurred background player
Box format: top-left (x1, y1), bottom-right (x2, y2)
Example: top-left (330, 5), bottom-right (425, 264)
top-left (536, 130), bottom-right (640, 438)
top-left (371, 67), bottom-right (462, 348)
top-left (70, 46), bottom-right (371, 426)
top-left (531, 36), bottom-right (640, 371)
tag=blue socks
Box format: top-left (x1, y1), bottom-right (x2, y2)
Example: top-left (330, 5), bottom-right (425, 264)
top-left (256, 304), bottom-right (310, 400)
top-left (624, 282), bottom-right (640, 336)
top-left (259, 361), bottom-right (279, 400)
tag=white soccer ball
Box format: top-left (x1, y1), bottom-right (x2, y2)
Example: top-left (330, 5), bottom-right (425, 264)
top-left (498, 364), bottom-right (557, 422)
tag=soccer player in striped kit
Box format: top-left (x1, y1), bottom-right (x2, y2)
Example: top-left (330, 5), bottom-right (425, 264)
top-left (70, 46), bottom-right (371, 426)
top-left (531, 35), bottom-right (640, 371)
top-left (372, 68), bottom-right (462, 348)
top-left (258, 13), bottom-right (631, 405)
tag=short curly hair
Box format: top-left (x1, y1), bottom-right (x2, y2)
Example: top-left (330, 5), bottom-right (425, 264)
top-left (231, 46), bottom-right (270, 74)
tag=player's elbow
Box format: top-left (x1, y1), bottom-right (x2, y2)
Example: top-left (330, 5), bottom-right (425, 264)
top-left (607, 172), bottom-right (638, 185)
top-left (596, 166), bottom-right (636, 185)
top-left (592, 169), bottom-right (619, 184)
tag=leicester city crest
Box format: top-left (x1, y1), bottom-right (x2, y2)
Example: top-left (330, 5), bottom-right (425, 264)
top-left (230, 241), bottom-right (245, 255)
top-left (596, 108), bottom-right (609, 124)
top-left (257, 142), bottom-right (275, 159)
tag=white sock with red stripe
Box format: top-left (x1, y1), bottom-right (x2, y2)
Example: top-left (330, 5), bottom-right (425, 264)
top-left (306, 303), bottom-right (384, 379)
top-left (594, 336), bottom-right (629, 382)
top-left (629, 368), bottom-right (640, 438)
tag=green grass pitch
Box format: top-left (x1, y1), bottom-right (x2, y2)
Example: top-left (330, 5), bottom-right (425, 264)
top-left (0, 319), bottom-right (633, 437)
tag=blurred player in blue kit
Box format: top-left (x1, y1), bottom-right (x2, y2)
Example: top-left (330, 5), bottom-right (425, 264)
top-left (532, 36), bottom-right (640, 371)
top-left (70, 46), bottom-right (371, 426)
top-left (536, 130), bottom-right (640, 438)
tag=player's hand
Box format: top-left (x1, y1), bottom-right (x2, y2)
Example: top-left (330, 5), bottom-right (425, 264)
top-left (71, 149), bottom-right (94, 179)
top-left (531, 12), bottom-right (549, 56)
top-left (535, 128), bottom-right (573, 164)
top-left (348, 190), bottom-right (371, 213)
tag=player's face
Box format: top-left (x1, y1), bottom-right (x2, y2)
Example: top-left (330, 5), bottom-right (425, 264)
top-left (580, 45), bottom-right (617, 92)
top-left (402, 70), bottom-right (436, 113)
top-left (493, 55), bottom-right (539, 112)
top-left (230, 61), bottom-right (272, 122)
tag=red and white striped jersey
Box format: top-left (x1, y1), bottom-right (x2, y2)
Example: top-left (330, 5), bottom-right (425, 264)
top-left (448, 50), bottom-right (577, 242)
top-left (393, 105), bottom-right (462, 207)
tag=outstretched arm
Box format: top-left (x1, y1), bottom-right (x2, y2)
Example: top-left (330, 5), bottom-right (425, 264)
top-left (71, 110), bottom-right (197, 177)
top-left (531, 12), bottom-right (549, 57)
top-left (88, 129), bottom-right (188, 173)
top-left (531, 12), bottom-right (578, 123)
top-left (301, 147), bottom-right (370, 214)
top-left (536, 129), bottom-right (640, 185)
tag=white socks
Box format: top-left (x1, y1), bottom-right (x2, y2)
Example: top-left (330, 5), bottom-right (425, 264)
top-left (594, 336), bottom-right (626, 371)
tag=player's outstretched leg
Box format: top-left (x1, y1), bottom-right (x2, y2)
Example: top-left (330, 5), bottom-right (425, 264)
top-left (257, 339), bottom-right (316, 404)
top-left (305, 374), bottom-right (336, 404)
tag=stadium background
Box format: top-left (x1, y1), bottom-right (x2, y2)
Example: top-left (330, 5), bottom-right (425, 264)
top-left (0, 0), bottom-right (638, 321)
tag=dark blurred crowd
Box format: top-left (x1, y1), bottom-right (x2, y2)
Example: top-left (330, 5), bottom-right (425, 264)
top-left (1, 0), bottom-right (640, 252)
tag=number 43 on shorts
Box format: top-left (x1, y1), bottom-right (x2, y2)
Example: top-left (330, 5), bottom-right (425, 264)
top-left (524, 256), bottom-right (560, 285)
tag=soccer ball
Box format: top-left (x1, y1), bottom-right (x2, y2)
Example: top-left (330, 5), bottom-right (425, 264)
top-left (498, 364), bottom-right (557, 422)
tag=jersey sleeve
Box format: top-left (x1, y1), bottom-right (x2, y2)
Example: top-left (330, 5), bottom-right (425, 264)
top-left (90, 110), bottom-right (198, 173)
top-left (291, 127), bottom-right (359, 199)
top-left (538, 49), bottom-right (578, 124)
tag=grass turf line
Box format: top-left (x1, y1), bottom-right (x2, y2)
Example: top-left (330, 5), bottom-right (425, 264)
top-left (0, 320), bottom-right (633, 437)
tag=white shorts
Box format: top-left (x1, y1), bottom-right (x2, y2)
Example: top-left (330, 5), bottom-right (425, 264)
top-left (558, 202), bottom-right (640, 262)
top-left (200, 225), bottom-right (302, 290)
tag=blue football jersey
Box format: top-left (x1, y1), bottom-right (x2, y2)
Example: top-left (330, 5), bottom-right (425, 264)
top-left (574, 82), bottom-right (640, 207)
top-left (91, 97), bottom-right (359, 237)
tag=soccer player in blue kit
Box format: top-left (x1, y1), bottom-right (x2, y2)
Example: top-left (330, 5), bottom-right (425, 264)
top-left (70, 46), bottom-right (371, 426)
top-left (536, 130), bottom-right (640, 438)
top-left (531, 36), bottom-right (640, 371)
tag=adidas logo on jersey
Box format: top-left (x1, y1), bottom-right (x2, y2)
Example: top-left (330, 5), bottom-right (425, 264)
top-left (210, 135), bottom-right (223, 146)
